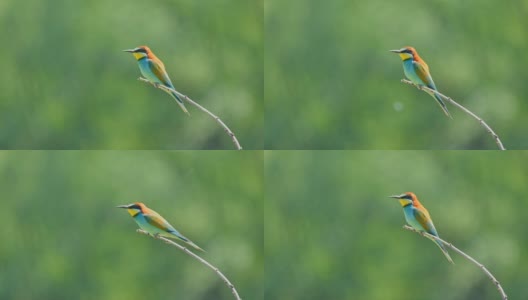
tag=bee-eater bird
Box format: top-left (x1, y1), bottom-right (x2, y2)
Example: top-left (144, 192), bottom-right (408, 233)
top-left (117, 202), bottom-right (204, 252)
top-left (390, 46), bottom-right (451, 118)
top-left (389, 192), bottom-right (454, 264)
top-left (123, 46), bottom-right (190, 115)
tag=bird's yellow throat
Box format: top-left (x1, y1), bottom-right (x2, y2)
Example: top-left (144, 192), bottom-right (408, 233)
top-left (127, 208), bottom-right (140, 217)
top-left (398, 52), bottom-right (413, 61)
top-left (399, 199), bottom-right (412, 207)
top-left (132, 52), bottom-right (147, 60)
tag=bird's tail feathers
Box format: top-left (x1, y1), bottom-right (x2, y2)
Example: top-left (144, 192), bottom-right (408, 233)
top-left (429, 91), bottom-right (452, 119)
top-left (185, 240), bottom-right (206, 252)
top-left (170, 91), bottom-right (190, 116)
top-left (168, 231), bottom-right (205, 252)
top-left (433, 238), bottom-right (454, 264)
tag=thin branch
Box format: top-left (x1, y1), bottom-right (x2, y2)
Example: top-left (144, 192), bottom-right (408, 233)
top-left (136, 229), bottom-right (242, 300)
top-left (400, 79), bottom-right (506, 150)
top-left (138, 77), bottom-right (243, 150)
top-left (403, 225), bottom-right (508, 300)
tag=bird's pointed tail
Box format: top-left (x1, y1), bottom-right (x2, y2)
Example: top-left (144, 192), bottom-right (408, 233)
top-left (179, 236), bottom-right (205, 252)
top-left (430, 91), bottom-right (452, 119)
top-left (185, 240), bottom-right (206, 252)
top-left (170, 91), bottom-right (190, 116)
top-left (168, 231), bottom-right (205, 252)
top-left (433, 238), bottom-right (454, 264)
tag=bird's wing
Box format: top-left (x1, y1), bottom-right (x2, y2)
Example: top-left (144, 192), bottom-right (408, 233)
top-left (413, 207), bottom-right (439, 237)
top-left (412, 60), bottom-right (451, 117)
top-left (143, 210), bottom-right (178, 233)
top-left (412, 60), bottom-right (437, 90)
top-left (148, 58), bottom-right (174, 88)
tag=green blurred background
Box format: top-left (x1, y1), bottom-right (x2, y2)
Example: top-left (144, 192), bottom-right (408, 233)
top-left (0, 0), bottom-right (262, 149)
top-left (265, 0), bottom-right (528, 149)
top-left (0, 151), bottom-right (263, 299)
top-left (265, 151), bottom-right (527, 299)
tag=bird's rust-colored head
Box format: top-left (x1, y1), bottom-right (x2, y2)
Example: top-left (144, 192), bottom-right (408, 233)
top-left (123, 46), bottom-right (152, 60)
top-left (388, 192), bottom-right (418, 207)
top-left (389, 46), bottom-right (418, 61)
top-left (117, 202), bottom-right (147, 217)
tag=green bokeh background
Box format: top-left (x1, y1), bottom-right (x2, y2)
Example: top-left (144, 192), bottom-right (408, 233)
top-left (265, 151), bottom-right (527, 299)
top-left (265, 0), bottom-right (528, 149)
top-left (0, 0), bottom-right (262, 149)
top-left (0, 151), bottom-right (263, 300)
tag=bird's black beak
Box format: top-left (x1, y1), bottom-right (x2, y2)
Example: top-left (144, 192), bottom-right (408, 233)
top-left (116, 204), bottom-right (130, 208)
top-left (123, 49), bottom-right (136, 53)
top-left (389, 49), bottom-right (402, 53)
top-left (388, 195), bottom-right (403, 199)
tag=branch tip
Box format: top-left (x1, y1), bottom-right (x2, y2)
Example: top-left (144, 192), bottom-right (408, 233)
top-left (399, 79), bottom-right (505, 150)
top-left (402, 225), bottom-right (507, 300)
top-left (136, 229), bottom-right (242, 300)
top-left (137, 77), bottom-right (243, 150)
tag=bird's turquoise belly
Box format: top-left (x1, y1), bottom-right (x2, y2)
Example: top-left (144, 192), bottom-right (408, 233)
top-left (402, 59), bottom-right (422, 85)
top-left (133, 214), bottom-right (166, 235)
top-left (403, 205), bottom-right (424, 231)
top-left (138, 59), bottom-right (162, 84)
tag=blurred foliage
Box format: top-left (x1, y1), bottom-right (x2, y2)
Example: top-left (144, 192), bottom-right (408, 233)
top-left (0, 0), bottom-right (262, 149)
top-left (0, 151), bottom-right (263, 300)
top-left (265, 151), bottom-right (528, 299)
top-left (265, 0), bottom-right (528, 149)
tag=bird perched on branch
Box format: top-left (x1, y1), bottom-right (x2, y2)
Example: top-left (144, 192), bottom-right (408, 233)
top-left (124, 45), bottom-right (190, 115)
top-left (389, 192), bottom-right (454, 264)
top-left (117, 202), bottom-right (204, 252)
top-left (390, 46), bottom-right (451, 118)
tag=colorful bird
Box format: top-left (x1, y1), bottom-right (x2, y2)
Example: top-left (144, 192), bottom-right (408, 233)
top-left (117, 202), bottom-right (204, 252)
top-left (123, 46), bottom-right (190, 115)
top-left (390, 46), bottom-right (451, 118)
top-left (389, 192), bottom-right (454, 264)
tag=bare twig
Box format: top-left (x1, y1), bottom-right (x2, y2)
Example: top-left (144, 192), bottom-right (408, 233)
top-left (403, 225), bottom-right (508, 300)
top-left (136, 229), bottom-right (242, 300)
top-left (400, 79), bottom-right (506, 150)
top-left (138, 77), bottom-right (243, 150)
